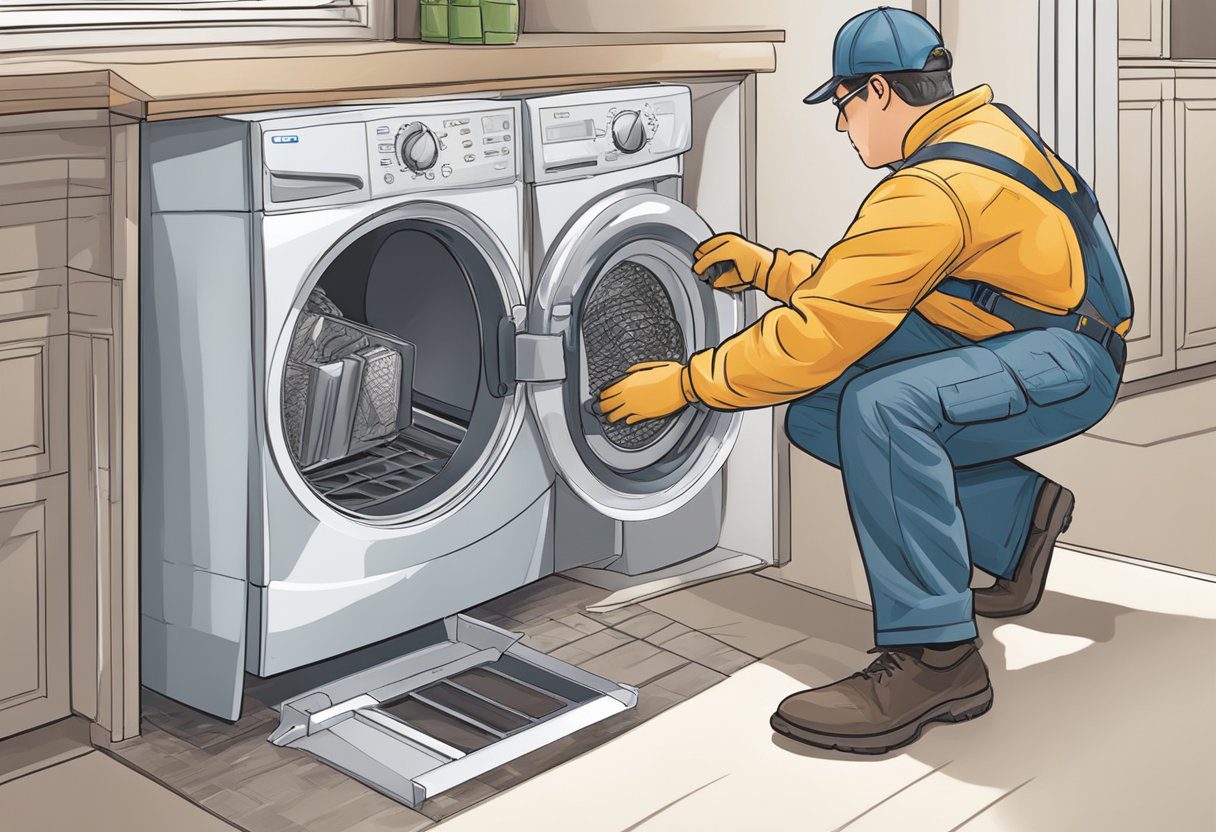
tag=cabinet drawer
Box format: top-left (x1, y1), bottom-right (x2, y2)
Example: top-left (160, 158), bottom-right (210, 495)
top-left (0, 334), bottom-right (67, 484)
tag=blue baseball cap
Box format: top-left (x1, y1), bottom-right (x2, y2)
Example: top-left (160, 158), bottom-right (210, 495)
top-left (804, 7), bottom-right (948, 104)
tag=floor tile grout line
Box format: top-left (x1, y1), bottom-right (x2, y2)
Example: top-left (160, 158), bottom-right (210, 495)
top-left (97, 745), bottom-right (251, 832)
top-left (828, 759), bottom-right (955, 832)
top-left (597, 619), bottom-right (759, 678)
top-left (946, 777), bottom-right (1036, 832)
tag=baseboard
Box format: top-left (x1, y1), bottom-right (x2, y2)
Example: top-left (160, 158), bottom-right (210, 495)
top-left (1056, 543), bottom-right (1216, 583)
top-left (561, 547), bottom-right (769, 612)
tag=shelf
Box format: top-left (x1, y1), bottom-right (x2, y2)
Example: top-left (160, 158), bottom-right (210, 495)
top-left (0, 31), bottom-right (782, 121)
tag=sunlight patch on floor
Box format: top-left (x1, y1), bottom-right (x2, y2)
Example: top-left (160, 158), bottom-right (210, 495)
top-left (992, 623), bottom-right (1095, 671)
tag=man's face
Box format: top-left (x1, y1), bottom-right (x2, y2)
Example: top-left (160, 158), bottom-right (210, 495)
top-left (834, 78), bottom-right (903, 168)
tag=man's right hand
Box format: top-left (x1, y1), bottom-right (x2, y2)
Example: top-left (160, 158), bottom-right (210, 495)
top-left (692, 233), bottom-right (775, 293)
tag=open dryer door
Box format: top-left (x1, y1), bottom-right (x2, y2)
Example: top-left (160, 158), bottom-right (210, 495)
top-left (521, 190), bottom-right (744, 521)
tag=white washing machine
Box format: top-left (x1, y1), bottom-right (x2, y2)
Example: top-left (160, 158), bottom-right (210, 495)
top-left (517, 85), bottom-right (749, 576)
top-left (140, 99), bottom-right (557, 720)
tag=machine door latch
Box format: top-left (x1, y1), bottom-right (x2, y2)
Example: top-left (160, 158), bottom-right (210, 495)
top-left (515, 334), bottom-right (566, 382)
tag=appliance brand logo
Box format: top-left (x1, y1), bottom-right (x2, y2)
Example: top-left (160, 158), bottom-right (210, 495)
top-left (271, 135), bottom-right (300, 144)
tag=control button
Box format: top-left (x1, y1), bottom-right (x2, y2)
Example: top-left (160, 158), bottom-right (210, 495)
top-left (462, 139), bottom-right (473, 148)
top-left (460, 128), bottom-right (471, 136)
top-left (501, 147), bottom-right (510, 156)
top-left (380, 158), bottom-right (393, 166)
top-left (441, 164), bottom-right (453, 178)
top-left (464, 153), bottom-right (476, 162)
top-left (494, 161), bottom-right (509, 170)
top-left (484, 135), bottom-right (505, 144)
top-left (383, 173), bottom-right (395, 184)
top-left (376, 126), bottom-right (391, 135)
top-left (484, 148), bottom-right (501, 157)
top-left (425, 171), bottom-right (435, 180)
top-left (378, 143), bottom-right (394, 153)
top-left (502, 119), bottom-right (511, 131)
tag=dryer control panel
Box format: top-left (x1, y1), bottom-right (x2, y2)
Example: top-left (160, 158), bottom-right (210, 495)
top-left (366, 105), bottom-right (519, 198)
top-left (522, 86), bottom-right (692, 184)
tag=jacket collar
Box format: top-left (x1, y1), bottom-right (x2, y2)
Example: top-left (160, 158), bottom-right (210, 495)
top-left (901, 84), bottom-right (994, 159)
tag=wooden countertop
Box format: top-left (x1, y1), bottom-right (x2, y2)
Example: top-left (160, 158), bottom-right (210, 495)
top-left (0, 31), bottom-right (782, 121)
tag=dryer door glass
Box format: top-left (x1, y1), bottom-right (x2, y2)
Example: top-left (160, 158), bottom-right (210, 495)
top-left (527, 192), bottom-right (744, 520)
top-left (276, 204), bottom-right (520, 524)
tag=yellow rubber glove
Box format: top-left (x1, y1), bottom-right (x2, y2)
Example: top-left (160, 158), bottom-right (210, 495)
top-left (597, 361), bottom-right (695, 424)
top-left (692, 233), bottom-right (775, 293)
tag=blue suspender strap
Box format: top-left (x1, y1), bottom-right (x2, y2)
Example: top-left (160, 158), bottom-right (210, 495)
top-left (904, 141), bottom-right (1127, 373)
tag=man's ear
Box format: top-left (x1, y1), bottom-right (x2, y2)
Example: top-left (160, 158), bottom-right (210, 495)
top-left (870, 75), bottom-right (892, 110)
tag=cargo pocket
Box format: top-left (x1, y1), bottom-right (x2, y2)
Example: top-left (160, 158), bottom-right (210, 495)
top-left (937, 369), bottom-right (1028, 425)
top-left (997, 329), bottom-right (1091, 407)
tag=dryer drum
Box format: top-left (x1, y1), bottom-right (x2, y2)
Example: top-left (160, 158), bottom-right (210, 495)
top-left (581, 260), bottom-right (687, 450)
top-left (283, 287), bottom-right (417, 471)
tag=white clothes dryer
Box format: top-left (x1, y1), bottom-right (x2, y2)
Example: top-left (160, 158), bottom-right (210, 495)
top-left (141, 100), bottom-right (556, 720)
top-left (517, 85), bottom-right (749, 576)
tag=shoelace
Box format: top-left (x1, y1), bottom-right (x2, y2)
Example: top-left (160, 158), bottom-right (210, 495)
top-left (856, 648), bottom-right (912, 681)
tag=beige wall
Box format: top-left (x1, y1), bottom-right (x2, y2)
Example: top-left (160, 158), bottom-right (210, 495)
top-left (941, 0), bottom-right (1040, 118)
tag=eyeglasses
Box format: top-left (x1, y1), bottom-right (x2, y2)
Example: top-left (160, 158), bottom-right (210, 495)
top-left (831, 83), bottom-right (867, 117)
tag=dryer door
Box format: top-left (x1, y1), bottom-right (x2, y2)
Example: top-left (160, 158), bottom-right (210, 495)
top-left (524, 191), bottom-right (744, 520)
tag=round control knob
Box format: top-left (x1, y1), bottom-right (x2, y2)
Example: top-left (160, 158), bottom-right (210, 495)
top-left (611, 110), bottom-right (648, 154)
top-left (396, 122), bottom-right (439, 172)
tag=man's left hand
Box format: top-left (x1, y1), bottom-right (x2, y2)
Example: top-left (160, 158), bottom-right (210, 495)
top-left (598, 361), bottom-right (692, 424)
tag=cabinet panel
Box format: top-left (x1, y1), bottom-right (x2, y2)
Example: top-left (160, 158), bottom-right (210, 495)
top-left (1176, 97), bottom-right (1216, 366)
top-left (1118, 0), bottom-right (1170, 58)
top-left (0, 475), bottom-right (69, 740)
top-left (1117, 77), bottom-right (1176, 379)
top-left (0, 335), bottom-right (67, 484)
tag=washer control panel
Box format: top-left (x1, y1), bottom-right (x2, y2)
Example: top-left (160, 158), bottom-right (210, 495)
top-left (366, 105), bottom-right (518, 197)
top-left (522, 86), bottom-right (692, 184)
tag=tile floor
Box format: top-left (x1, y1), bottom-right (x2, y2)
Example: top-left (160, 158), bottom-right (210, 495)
top-left (3, 546), bottom-right (1214, 831)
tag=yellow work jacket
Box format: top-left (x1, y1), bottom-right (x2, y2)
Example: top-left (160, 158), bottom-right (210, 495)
top-left (683, 84), bottom-right (1132, 411)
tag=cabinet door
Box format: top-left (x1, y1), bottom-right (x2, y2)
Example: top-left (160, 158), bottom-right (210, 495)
top-left (0, 475), bottom-right (68, 740)
top-left (1118, 0), bottom-right (1170, 58)
top-left (1117, 76), bottom-right (1177, 380)
top-left (0, 335), bottom-right (67, 485)
top-left (1175, 88), bottom-right (1216, 367)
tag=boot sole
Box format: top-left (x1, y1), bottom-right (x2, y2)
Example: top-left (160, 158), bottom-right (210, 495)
top-left (975, 485), bottom-right (1074, 619)
top-left (770, 685), bottom-right (994, 755)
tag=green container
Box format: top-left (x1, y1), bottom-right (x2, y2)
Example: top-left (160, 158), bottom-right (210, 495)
top-left (481, 0), bottom-right (519, 44)
top-left (448, 0), bottom-right (483, 44)
top-left (419, 0), bottom-right (449, 42)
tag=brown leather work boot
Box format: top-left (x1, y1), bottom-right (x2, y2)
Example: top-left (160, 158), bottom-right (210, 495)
top-left (974, 480), bottom-right (1075, 619)
top-left (770, 641), bottom-right (993, 754)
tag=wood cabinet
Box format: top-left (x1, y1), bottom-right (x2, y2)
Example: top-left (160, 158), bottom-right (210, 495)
top-left (0, 475), bottom-right (69, 740)
top-left (1175, 87), bottom-right (1216, 367)
top-left (1116, 66), bottom-right (1216, 380)
top-left (0, 112), bottom-right (139, 742)
top-left (1118, 0), bottom-right (1170, 59)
